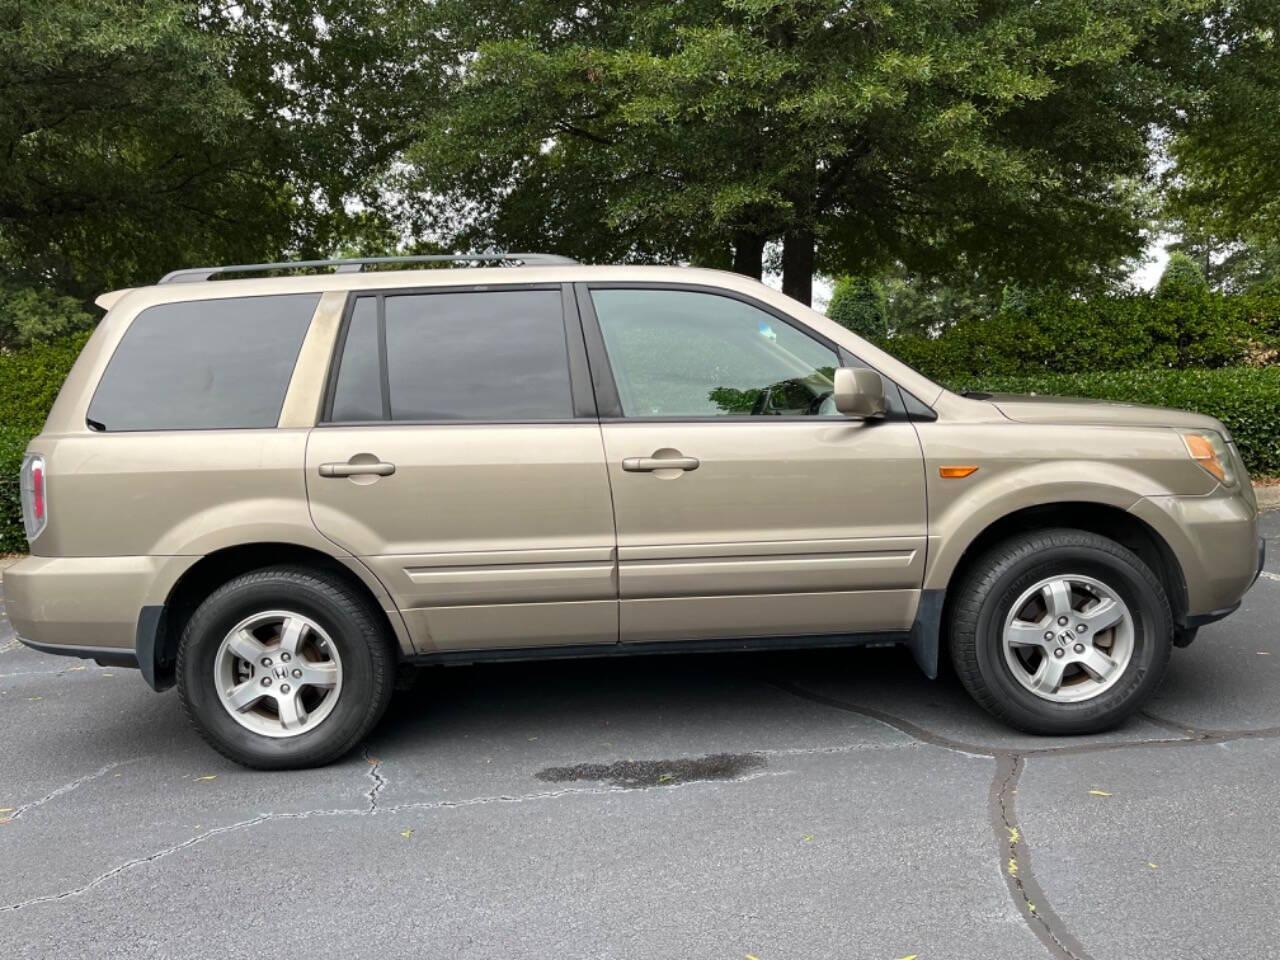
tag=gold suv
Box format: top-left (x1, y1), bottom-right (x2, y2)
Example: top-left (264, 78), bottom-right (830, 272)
top-left (8, 254), bottom-right (1265, 768)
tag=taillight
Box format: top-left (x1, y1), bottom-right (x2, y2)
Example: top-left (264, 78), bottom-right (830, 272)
top-left (19, 454), bottom-right (46, 541)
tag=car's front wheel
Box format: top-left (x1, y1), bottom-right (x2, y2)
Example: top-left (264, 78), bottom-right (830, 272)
top-left (177, 566), bottom-right (395, 769)
top-left (949, 529), bottom-right (1173, 735)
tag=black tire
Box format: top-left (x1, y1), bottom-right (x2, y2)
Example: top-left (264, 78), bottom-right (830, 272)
top-left (177, 566), bottom-right (396, 769)
top-left (949, 528), bottom-right (1173, 735)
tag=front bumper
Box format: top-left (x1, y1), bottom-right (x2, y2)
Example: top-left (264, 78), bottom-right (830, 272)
top-left (1129, 492), bottom-right (1260, 621)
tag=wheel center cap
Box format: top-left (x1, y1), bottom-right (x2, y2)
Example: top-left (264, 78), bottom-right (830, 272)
top-left (1058, 630), bottom-right (1077, 646)
top-left (272, 665), bottom-right (290, 681)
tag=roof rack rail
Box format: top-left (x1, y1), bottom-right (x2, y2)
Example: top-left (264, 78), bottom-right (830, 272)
top-left (158, 252), bottom-right (580, 284)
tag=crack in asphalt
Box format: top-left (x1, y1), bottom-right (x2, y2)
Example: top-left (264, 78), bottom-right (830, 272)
top-left (0, 771), bottom-right (781, 913)
top-left (770, 681), bottom-right (1280, 960)
top-left (362, 744), bottom-right (387, 813)
top-left (0, 808), bottom-right (361, 913)
top-left (0, 664), bottom-right (90, 679)
top-left (6, 760), bottom-right (136, 823)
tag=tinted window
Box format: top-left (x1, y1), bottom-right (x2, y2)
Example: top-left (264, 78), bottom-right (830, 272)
top-left (330, 298), bottom-right (383, 421)
top-left (328, 289), bottom-right (573, 422)
top-left (88, 294), bottom-right (318, 431)
top-left (591, 289), bottom-right (841, 417)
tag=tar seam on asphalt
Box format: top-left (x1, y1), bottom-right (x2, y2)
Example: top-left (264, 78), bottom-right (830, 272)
top-left (535, 752), bottom-right (766, 789)
top-left (767, 680), bottom-right (1280, 960)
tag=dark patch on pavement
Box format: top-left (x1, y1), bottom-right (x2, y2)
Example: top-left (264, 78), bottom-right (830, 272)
top-left (536, 752), bottom-right (764, 789)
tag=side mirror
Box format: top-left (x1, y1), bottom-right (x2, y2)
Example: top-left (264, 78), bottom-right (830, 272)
top-left (833, 367), bottom-right (886, 418)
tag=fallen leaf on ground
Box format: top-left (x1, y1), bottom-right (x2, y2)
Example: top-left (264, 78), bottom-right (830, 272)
top-left (401, 828), bottom-right (414, 839)
top-left (1148, 862), bottom-right (1158, 870)
top-left (1088, 789), bottom-right (1112, 797)
top-left (366, 756), bottom-right (379, 765)
top-left (802, 834), bottom-right (814, 842)
top-left (894, 955), bottom-right (918, 960)
top-left (658, 773), bottom-right (674, 783)
top-left (0, 807), bottom-right (13, 813)
top-left (194, 775), bottom-right (216, 782)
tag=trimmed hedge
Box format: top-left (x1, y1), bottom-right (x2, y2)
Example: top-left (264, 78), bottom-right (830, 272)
top-left (948, 367), bottom-right (1280, 477)
top-left (0, 333), bottom-right (90, 553)
top-left (883, 293), bottom-right (1280, 378)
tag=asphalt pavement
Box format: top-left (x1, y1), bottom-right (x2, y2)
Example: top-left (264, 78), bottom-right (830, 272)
top-left (2, 511), bottom-right (1278, 959)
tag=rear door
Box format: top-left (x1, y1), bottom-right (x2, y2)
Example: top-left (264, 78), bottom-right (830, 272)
top-left (306, 283), bottom-right (617, 653)
top-left (579, 284), bottom-right (928, 643)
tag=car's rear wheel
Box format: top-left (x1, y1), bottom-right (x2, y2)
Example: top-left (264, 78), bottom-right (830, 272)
top-left (949, 528), bottom-right (1173, 735)
top-left (177, 566), bottom-right (395, 769)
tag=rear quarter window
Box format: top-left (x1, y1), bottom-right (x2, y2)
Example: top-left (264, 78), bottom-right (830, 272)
top-left (87, 293), bottom-right (319, 431)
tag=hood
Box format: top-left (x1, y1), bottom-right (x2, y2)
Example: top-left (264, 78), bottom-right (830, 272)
top-left (984, 393), bottom-right (1228, 437)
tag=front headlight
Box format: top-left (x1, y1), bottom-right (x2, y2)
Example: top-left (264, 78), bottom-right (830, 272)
top-left (1181, 430), bottom-right (1236, 487)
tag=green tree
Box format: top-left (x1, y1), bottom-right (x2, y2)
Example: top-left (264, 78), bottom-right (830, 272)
top-left (398, 0), bottom-right (1207, 305)
top-left (1165, 1), bottom-right (1280, 294)
top-left (828, 276), bottom-right (889, 338)
top-left (1156, 251), bottom-right (1210, 300)
top-left (0, 284), bottom-right (95, 349)
top-left (0, 1), bottom-right (408, 298)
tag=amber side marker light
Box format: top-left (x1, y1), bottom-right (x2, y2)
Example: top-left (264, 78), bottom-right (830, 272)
top-left (939, 465), bottom-right (979, 478)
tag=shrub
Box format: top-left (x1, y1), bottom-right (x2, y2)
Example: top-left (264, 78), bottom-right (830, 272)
top-left (0, 426), bottom-right (30, 553)
top-left (0, 332), bottom-right (90, 552)
top-left (828, 276), bottom-right (889, 338)
top-left (948, 367), bottom-right (1280, 476)
top-left (879, 292), bottom-right (1280, 379)
top-left (1156, 252), bottom-right (1210, 301)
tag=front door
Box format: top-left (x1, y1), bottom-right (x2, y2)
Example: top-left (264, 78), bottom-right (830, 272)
top-left (306, 285), bottom-right (617, 653)
top-left (580, 284), bottom-right (928, 643)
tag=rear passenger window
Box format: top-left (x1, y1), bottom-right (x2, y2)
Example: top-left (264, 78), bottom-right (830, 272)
top-left (327, 289), bottom-right (573, 423)
top-left (88, 294), bottom-right (318, 431)
top-left (330, 298), bottom-right (383, 421)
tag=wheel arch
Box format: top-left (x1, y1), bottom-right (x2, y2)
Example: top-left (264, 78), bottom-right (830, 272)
top-left (140, 542), bottom-right (410, 691)
top-left (909, 502), bottom-right (1188, 680)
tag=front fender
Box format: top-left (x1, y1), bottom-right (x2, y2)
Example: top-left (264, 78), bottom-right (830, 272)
top-left (921, 460), bottom-right (1176, 593)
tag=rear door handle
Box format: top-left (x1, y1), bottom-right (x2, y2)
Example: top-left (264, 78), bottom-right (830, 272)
top-left (319, 461), bottom-right (396, 478)
top-left (622, 456), bottom-right (700, 472)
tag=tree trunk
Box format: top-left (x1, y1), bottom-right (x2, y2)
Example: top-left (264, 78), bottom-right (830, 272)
top-left (731, 232), bottom-right (766, 280)
top-left (781, 228), bottom-right (815, 306)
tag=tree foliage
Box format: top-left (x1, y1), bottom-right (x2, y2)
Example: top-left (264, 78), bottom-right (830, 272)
top-left (399, 0), bottom-right (1206, 304)
top-left (0, 285), bottom-right (95, 349)
top-left (827, 276), bottom-right (888, 338)
top-left (1163, 1), bottom-right (1279, 294)
top-left (0, 1), bottom-right (410, 298)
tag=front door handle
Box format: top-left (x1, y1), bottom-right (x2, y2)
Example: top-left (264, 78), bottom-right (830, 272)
top-left (319, 461), bottom-right (396, 478)
top-left (622, 456), bottom-right (700, 472)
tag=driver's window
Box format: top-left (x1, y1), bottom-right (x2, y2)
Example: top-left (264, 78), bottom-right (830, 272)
top-left (591, 288), bottom-right (842, 418)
